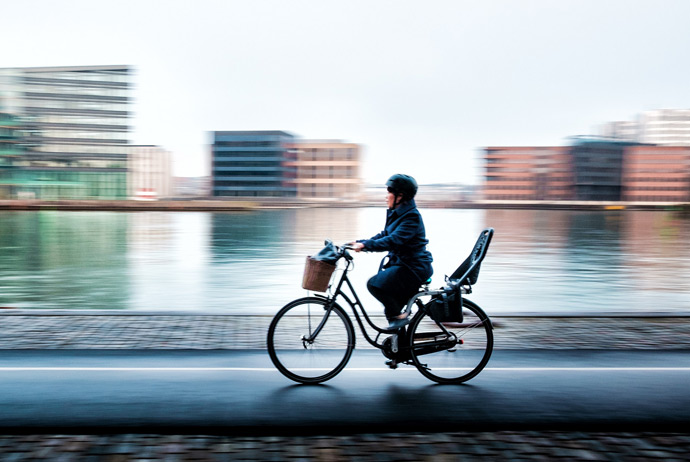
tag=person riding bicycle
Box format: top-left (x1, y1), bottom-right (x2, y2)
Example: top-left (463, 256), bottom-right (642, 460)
top-left (349, 174), bottom-right (433, 330)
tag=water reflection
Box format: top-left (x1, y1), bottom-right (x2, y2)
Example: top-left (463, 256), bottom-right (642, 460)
top-left (0, 208), bottom-right (688, 314)
top-left (621, 211), bottom-right (690, 302)
top-left (475, 209), bottom-right (690, 314)
top-left (127, 212), bottom-right (211, 310)
top-left (205, 209), bottom-right (364, 312)
top-left (210, 211), bottom-right (289, 260)
top-left (0, 211), bottom-right (128, 309)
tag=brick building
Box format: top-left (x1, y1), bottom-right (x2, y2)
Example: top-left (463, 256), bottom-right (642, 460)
top-left (286, 140), bottom-right (363, 200)
top-left (622, 145), bottom-right (690, 202)
top-left (483, 146), bottom-right (573, 200)
top-left (484, 142), bottom-right (690, 202)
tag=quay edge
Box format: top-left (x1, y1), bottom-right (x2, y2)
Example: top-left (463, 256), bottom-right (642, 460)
top-left (1, 199), bottom-right (689, 212)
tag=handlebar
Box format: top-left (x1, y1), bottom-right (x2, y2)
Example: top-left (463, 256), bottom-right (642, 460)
top-left (337, 243), bottom-right (355, 261)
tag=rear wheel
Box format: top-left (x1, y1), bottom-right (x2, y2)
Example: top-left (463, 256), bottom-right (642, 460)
top-left (408, 298), bottom-right (493, 384)
top-left (267, 297), bottom-right (355, 384)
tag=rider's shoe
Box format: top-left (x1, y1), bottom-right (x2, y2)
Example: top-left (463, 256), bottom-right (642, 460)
top-left (387, 312), bottom-right (411, 330)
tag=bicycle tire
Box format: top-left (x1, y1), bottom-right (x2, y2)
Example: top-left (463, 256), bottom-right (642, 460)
top-left (267, 297), bottom-right (355, 384)
top-left (408, 298), bottom-right (493, 384)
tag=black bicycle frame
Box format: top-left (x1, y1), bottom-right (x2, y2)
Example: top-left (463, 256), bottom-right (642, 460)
top-left (305, 257), bottom-right (415, 351)
top-left (304, 254), bottom-right (477, 357)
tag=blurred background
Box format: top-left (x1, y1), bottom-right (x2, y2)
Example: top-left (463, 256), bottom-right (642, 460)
top-left (1, 1), bottom-right (689, 315)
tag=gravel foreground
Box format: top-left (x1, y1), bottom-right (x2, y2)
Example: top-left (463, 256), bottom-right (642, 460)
top-left (1, 432), bottom-right (689, 461)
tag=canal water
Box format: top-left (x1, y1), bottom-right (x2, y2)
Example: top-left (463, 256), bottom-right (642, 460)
top-left (1, 208), bottom-right (689, 314)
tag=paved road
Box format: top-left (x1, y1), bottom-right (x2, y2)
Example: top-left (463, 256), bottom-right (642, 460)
top-left (1, 349), bottom-right (689, 434)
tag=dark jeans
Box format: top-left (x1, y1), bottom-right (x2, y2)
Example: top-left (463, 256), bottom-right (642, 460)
top-left (367, 264), bottom-right (421, 320)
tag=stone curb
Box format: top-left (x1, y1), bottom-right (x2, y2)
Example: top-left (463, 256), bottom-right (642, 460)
top-left (2, 313), bottom-right (690, 350)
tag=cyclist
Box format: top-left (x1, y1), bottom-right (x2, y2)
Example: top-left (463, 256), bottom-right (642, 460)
top-left (348, 174), bottom-right (433, 329)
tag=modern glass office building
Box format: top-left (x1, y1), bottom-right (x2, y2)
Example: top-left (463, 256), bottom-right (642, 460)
top-left (211, 131), bottom-right (296, 197)
top-left (570, 138), bottom-right (636, 201)
top-left (0, 65), bottom-right (132, 199)
top-left (0, 112), bottom-right (25, 199)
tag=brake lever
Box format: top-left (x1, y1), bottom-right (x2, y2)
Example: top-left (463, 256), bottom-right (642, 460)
top-left (339, 243), bottom-right (354, 261)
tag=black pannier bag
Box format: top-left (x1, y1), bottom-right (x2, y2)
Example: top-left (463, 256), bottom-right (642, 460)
top-left (427, 290), bottom-right (462, 323)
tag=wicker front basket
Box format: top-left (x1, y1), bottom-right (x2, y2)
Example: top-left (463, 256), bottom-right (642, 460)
top-left (302, 256), bottom-right (336, 292)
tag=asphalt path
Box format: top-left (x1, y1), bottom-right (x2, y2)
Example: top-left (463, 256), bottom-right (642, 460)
top-left (1, 349), bottom-right (689, 434)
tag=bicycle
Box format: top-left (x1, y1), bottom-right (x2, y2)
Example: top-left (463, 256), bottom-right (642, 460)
top-left (267, 228), bottom-right (494, 385)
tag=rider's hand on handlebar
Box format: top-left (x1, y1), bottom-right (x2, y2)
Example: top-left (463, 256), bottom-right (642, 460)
top-left (347, 242), bottom-right (365, 252)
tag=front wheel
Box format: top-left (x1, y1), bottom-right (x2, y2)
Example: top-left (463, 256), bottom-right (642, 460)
top-left (408, 298), bottom-right (493, 384)
top-left (267, 297), bottom-right (355, 384)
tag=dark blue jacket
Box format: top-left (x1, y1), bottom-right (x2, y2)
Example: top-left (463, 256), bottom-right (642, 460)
top-left (359, 199), bottom-right (433, 281)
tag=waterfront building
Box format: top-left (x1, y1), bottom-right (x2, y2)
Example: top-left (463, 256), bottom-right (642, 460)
top-left (0, 65), bottom-right (132, 199)
top-left (570, 137), bottom-right (635, 201)
top-left (483, 146), bottom-right (574, 200)
top-left (0, 112), bottom-right (25, 198)
top-left (600, 120), bottom-right (639, 143)
top-left (622, 145), bottom-right (690, 202)
top-left (128, 146), bottom-right (173, 200)
top-left (286, 140), bottom-right (363, 200)
top-left (570, 138), bottom-right (690, 202)
top-left (211, 131), bottom-right (296, 197)
top-left (484, 139), bottom-right (690, 203)
top-left (413, 183), bottom-right (478, 203)
top-left (639, 109), bottom-right (690, 146)
top-left (174, 176), bottom-right (210, 197)
top-left (599, 109), bottom-right (690, 146)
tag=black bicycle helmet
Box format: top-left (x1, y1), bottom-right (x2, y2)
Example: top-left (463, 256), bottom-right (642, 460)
top-left (386, 174), bottom-right (418, 201)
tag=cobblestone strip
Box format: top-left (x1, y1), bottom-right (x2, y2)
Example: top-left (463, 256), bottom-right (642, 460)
top-left (2, 314), bottom-right (690, 350)
top-left (0, 432), bottom-right (688, 461)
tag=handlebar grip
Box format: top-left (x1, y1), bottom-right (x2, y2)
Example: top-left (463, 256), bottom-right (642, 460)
top-left (339, 245), bottom-right (354, 261)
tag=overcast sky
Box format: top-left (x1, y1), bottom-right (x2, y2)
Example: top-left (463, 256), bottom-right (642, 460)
top-left (3, 0), bottom-right (690, 184)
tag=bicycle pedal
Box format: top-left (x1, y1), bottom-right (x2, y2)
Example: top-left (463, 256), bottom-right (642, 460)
top-left (385, 360), bottom-right (398, 370)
